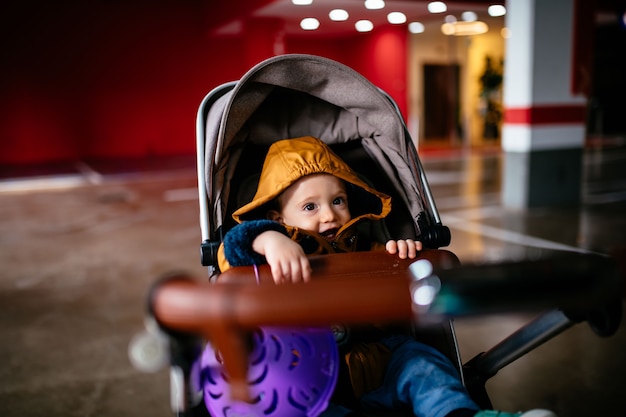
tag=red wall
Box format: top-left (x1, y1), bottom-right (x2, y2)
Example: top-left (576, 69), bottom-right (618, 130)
top-left (1, 2), bottom-right (407, 165)
top-left (285, 25), bottom-right (408, 118)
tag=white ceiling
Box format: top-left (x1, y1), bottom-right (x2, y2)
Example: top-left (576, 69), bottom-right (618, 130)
top-left (214, 0), bottom-right (505, 36)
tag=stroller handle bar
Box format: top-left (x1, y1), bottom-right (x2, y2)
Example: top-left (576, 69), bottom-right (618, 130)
top-left (149, 250), bottom-right (622, 402)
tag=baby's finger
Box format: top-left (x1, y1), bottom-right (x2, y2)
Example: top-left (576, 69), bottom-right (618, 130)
top-left (386, 240), bottom-right (399, 254)
top-left (396, 239), bottom-right (408, 259)
top-left (301, 258), bottom-right (312, 282)
top-left (271, 260), bottom-right (289, 284)
top-left (405, 239), bottom-right (418, 259)
top-left (290, 258), bottom-right (311, 283)
top-left (288, 259), bottom-right (304, 283)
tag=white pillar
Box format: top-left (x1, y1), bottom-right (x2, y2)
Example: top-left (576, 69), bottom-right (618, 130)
top-left (502, 0), bottom-right (587, 208)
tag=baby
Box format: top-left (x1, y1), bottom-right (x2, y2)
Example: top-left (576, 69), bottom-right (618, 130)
top-left (218, 136), bottom-right (556, 417)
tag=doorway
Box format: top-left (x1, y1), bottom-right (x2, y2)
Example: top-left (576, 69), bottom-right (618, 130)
top-left (423, 64), bottom-right (461, 146)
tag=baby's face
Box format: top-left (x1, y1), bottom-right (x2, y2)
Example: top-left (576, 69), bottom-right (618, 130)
top-left (272, 174), bottom-right (351, 241)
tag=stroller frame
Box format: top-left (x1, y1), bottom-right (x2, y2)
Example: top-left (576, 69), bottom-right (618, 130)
top-left (143, 54), bottom-right (622, 417)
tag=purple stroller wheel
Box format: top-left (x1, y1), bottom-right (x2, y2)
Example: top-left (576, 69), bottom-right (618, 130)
top-left (201, 326), bottom-right (339, 417)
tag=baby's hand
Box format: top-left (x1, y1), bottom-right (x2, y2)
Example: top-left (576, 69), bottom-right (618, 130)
top-left (252, 231), bottom-right (312, 284)
top-left (385, 239), bottom-right (423, 259)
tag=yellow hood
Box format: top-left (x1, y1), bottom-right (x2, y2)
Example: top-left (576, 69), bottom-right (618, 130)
top-left (232, 136), bottom-right (392, 223)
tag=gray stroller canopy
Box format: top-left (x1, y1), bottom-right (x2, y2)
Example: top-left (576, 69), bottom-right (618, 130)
top-left (202, 54), bottom-right (436, 242)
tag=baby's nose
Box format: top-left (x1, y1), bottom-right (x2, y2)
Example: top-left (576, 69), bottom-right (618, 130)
top-left (320, 206), bottom-right (337, 222)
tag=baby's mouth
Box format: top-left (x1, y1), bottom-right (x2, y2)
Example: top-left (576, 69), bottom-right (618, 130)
top-left (320, 228), bottom-right (339, 241)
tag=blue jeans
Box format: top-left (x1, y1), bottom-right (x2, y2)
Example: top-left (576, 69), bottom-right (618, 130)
top-left (320, 334), bottom-right (479, 417)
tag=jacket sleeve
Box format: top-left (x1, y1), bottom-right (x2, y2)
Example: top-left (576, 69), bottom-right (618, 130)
top-left (221, 219), bottom-right (289, 268)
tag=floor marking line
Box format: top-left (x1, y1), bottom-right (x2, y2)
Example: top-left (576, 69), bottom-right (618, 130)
top-left (0, 176), bottom-right (88, 193)
top-left (444, 213), bottom-right (593, 254)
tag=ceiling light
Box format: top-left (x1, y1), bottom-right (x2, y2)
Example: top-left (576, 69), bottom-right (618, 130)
top-left (488, 5), bottom-right (506, 17)
top-left (355, 19), bottom-right (374, 32)
top-left (501, 27), bottom-right (511, 38)
top-left (462, 11), bottom-right (477, 21)
top-left (408, 22), bottom-right (425, 34)
top-left (364, 0), bottom-right (385, 10)
top-left (329, 9), bottom-right (349, 21)
top-left (428, 2), bottom-right (447, 14)
top-left (441, 23), bottom-right (455, 35)
top-left (292, 0), bottom-right (313, 4)
top-left (300, 17), bottom-right (320, 30)
top-left (444, 15), bottom-right (457, 23)
top-left (441, 20), bottom-right (488, 36)
top-left (387, 12), bottom-right (407, 24)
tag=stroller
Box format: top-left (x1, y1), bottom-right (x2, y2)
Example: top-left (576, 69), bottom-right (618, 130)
top-left (131, 54), bottom-right (622, 417)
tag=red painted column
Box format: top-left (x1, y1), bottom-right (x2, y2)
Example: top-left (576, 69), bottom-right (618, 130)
top-left (501, 0), bottom-right (588, 208)
top-left (362, 26), bottom-right (408, 119)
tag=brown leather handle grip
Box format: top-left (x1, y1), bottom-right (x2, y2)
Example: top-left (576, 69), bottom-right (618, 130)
top-left (150, 249), bottom-right (459, 401)
top-left (152, 268), bottom-right (413, 332)
top-left (217, 249), bottom-right (460, 284)
top-left (152, 250), bottom-right (460, 333)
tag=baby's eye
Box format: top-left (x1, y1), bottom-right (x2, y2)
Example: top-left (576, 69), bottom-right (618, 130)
top-left (333, 197), bottom-right (346, 205)
top-left (303, 203), bottom-right (317, 211)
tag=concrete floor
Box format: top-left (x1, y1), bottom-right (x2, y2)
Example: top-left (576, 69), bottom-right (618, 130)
top-left (1, 146), bottom-right (625, 417)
